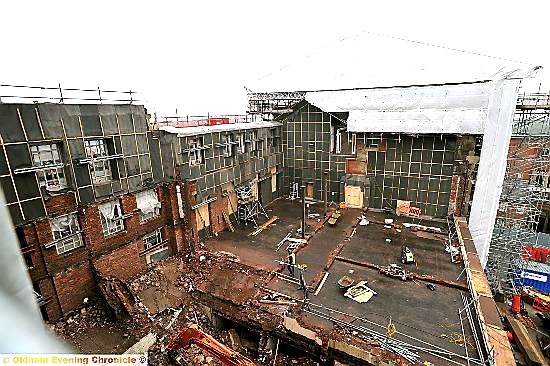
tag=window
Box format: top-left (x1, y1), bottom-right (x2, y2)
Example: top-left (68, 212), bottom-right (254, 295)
top-left (222, 134), bottom-right (233, 157)
top-left (351, 133), bottom-right (357, 155)
top-left (136, 189), bottom-right (161, 222)
top-left (248, 131), bottom-right (257, 151)
top-left (237, 133), bottom-right (245, 153)
top-left (31, 144), bottom-right (67, 191)
top-left (50, 213), bottom-right (83, 254)
top-left (85, 139), bottom-right (112, 184)
top-left (98, 199), bottom-right (124, 236)
top-left (189, 137), bottom-right (204, 166)
top-left (335, 128), bottom-right (344, 154)
top-left (143, 228), bottom-right (163, 250)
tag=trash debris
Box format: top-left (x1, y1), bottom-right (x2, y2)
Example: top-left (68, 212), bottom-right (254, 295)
top-left (380, 264), bottom-right (412, 281)
top-left (385, 238), bottom-right (391, 244)
top-left (384, 225), bottom-right (392, 229)
top-left (199, 255), bottom-right (206, 262)
top-left (427, 283), bottom-right (436, 291)
top-left (359, 215), bottom-right (369, 226)
top-left (384, 219), bottom-right (394, 224)
top-left (344, 281), bottom-right (378, 303)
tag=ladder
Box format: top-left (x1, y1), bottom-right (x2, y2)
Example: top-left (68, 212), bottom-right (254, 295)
top-left (289, 182), bottom-right (299, 200)
top-left (222, 212), bottom-right (235, 232)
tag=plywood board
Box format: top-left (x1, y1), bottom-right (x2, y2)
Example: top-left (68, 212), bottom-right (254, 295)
top-left (345, 185), bottom-right (363, 208)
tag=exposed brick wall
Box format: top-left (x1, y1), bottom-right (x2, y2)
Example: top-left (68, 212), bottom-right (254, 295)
top-left (82, 190), bottom-right (167, 256)
top-left (33, 218), bottom-right (88, 275)
top-left (53, 261), bottom-right (97, 316)
top-left (44, 192), bottom-right (77, 216)
top-left (19, 224), bottom-right (48, 281)
top-left (92, 242), bottom-right (146, 282)
top-left (37, 277), bottom-right (62, 321)
top-left (209, 192), bottom-right (229, 235)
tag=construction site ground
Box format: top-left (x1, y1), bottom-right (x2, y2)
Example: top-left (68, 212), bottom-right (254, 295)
top-left (52, 198), bottom-right (479, 365)
top-left (201, 198), bottom-right (478, 364)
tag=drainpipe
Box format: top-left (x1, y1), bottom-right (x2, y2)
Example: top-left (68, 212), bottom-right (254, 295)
top-left (324, 170), bottom-right (329, 217)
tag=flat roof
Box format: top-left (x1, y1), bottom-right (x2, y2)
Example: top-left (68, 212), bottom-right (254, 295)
top-left (159, 121), bottom-right (281, 137)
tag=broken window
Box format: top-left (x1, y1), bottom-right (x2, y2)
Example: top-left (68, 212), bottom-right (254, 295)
top-left (188, 137), bottom-right (204, 166)
top-left (50, 213), bottom-right (83, 254)
top-left (143, 228), bottom-right (163, 250)
top-left (136, 189), bottom-right (161, 222)
top-left (85, 139), bottom-right (112, 184)
top-left (31, 143), bottom-right (67, 191)
top-left (222, 134), bottom-right (233, 157)
top-left (98, 199), bottom-right (124, 236)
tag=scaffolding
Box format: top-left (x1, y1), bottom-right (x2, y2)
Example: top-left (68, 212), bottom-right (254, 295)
top-left (236, 182), bottom-right (268, 227)
top-left (485, 93), bottom-right (550, 295)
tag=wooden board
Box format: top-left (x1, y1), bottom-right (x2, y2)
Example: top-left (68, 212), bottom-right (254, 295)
top-left (345, 185), bottom-right (363, 208)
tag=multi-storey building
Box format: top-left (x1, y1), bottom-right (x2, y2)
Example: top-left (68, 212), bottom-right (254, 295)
top-left (0, 103), bottom-right (177, 321)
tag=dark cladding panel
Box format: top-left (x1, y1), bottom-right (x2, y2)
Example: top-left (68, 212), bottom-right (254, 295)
top-left (68, 139), bottom-right (85, 160)
top-left (13, 173), bottom-right (40, 200)
top-left (1, 177), bottom-right (17, 203)
top-left (73, 164), bottom-right (92, 187)
top-left (0, 150), bottom-right (8, 175)
top-left (8, 204), bottom-right (23, 226)
top-left (115, 105), bottom-right (134, 134)
top-left (125, 157), bottom-right (140, 176)
top-left (0, 105), bottom-right (26, 142)
top-left (78, 186), bottom-right (94, 204)
top-left (79, 105), bottom-right (102, 136)
top-left (131, 105), bottom-right (147, 132)
top-left (59, 105), bottom-right (82, 138)
top-left (21, 198), bottom-right (45, 221)
top-left (5, 144), bottom-right (31, 170)
top-left (147, 134), bottom-right (163, 182)
top-left (37, 104), bottom-right (64, 139)
top-left (20, 105), bottom-right (43, 141)
top-left (98, 105), bottom-right (118, 135)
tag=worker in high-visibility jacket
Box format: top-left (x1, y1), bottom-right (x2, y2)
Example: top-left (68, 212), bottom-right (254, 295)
top-left (287, 250), bottom-right (296, 277)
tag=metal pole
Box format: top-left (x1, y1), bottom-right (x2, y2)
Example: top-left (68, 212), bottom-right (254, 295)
top-left (301, 185), bottom-right (306, 239)
top-left (324, 170), bottom-right (329, 217)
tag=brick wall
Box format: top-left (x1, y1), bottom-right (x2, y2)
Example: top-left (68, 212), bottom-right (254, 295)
top-left (44, 192), bottom-right (77, 216)
top-left (92, 241), bottom-right (146, 282)
top-left (53, 261), bottom-right (97, 316)
top-left (37, 277), bottom-right (62, 321)
top-left (84, 190), bottom-right (168, 254)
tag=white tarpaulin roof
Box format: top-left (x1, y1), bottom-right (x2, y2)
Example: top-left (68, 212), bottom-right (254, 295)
top-left (304, 72), bottom-right (539, 135)
top-left (249, 30), bottom-right (540, 93)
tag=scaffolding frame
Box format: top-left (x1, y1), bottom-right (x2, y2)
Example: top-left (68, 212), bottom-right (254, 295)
top-left (235, 182), bottom-right (268, 227)
top-left (485, 94), bottom-right (550, 295)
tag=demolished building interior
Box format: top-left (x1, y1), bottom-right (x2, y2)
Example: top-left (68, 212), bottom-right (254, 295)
top-left (1, 72), bottom-right (550, 366)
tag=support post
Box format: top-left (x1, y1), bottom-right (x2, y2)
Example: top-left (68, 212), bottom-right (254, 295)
top-left (301, 185), bottom-right (306, 239)
top-left (324, 170), bottom-right (329, 217)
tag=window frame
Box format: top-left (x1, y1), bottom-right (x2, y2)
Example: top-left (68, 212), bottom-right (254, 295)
top-left (188, 137), bottom-right (204, 166)
top-left (85, 139), bottom-right (112, 184)
top-left (99, 199), bottom-right (125, 237)
top-left (30, 143), bottom-right (67, 191)
top-left (50, 213), bottom-right (84, 255)
top-left (137, 189), bottom-right (161, 223)
top-left (143, 228), bottom-right (163, 250)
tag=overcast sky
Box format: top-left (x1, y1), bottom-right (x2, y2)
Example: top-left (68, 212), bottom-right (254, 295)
top-left (1, 1), bottom-right (549, 117)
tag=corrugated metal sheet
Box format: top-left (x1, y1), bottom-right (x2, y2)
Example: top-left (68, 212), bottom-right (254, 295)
top-left (519, 260), bottom-right (550, 293)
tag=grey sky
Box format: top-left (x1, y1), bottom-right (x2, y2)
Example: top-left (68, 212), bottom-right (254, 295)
top-left (2, 1), bottom-right (549, 116)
